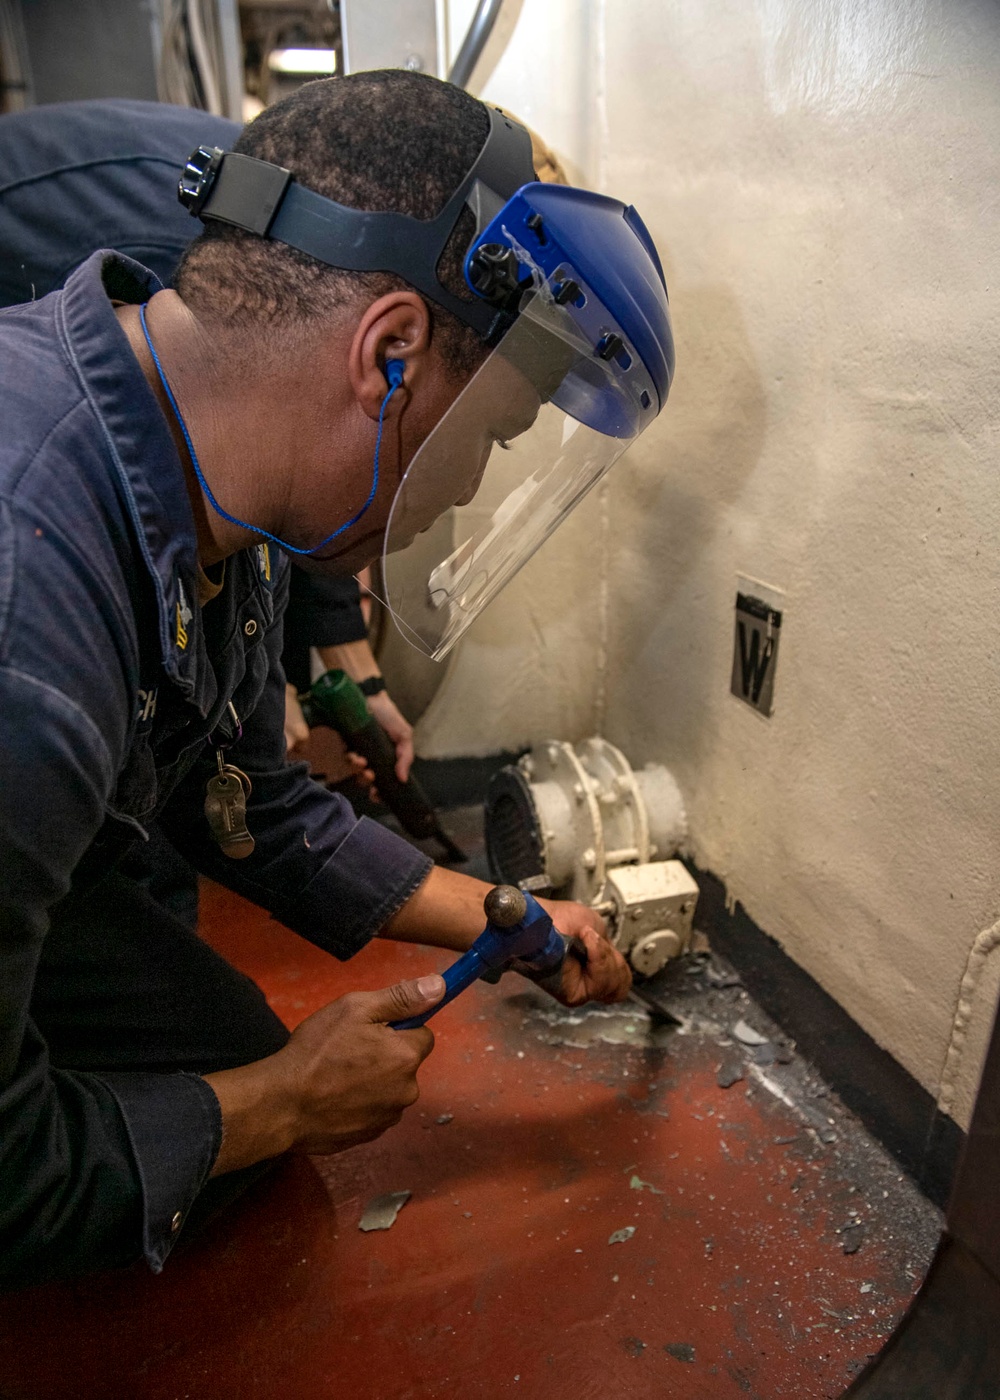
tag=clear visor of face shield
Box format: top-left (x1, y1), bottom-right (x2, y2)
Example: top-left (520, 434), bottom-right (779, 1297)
top-left (375, 279), bottom-right (657, 661)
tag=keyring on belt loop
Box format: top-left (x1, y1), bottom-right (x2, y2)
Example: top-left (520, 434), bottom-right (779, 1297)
top-left (211, 700), bottom-right (243, 752)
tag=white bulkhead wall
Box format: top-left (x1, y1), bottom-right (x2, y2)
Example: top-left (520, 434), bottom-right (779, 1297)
top-left (415, 0), bottom-right (1000, 1129)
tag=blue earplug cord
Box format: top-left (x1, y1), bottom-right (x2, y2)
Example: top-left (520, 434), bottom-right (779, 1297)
top-left (138, 302), bottom-right (404, 557)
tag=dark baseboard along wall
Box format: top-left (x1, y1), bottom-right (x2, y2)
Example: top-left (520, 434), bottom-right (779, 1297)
top-left (687, 863), bottom-right (964, 1210)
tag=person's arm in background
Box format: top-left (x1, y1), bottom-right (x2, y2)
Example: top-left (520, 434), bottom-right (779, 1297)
top-left (282, 567), bottom-right (413, 780)
top-left (315, 635), bottom-right (414, 782)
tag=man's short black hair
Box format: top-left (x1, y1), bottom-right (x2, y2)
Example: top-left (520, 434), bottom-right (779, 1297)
top-left (175, 70), bottom-right (493, 375)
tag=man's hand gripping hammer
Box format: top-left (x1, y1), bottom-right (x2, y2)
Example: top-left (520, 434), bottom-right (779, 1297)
top-left (391, 886), bottom-right (586, 1030)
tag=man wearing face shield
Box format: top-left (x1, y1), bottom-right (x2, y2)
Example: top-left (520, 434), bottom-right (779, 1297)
top-left (0, 95), bottom-right (414, 911)
top-left (0, 69), bottom-right (672, 1287)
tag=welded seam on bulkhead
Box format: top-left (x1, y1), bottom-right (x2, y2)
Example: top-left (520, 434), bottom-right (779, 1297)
top-left (936, 916), bottom-right (1000, 1116)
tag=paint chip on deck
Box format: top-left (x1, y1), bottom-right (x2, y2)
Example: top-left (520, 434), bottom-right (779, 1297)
top-left (717, 1059), bottom-right (745, 1089)
top-left (840, 1223), bottom-right (866, 1255)
top-left (629, 1175), bottom-right (664, 1194)
top-left (608, 1226), bottom-right (636, 1245)
top-left (733, 1018), bottom-right (768, 1046)
top-left (665, 1343), bottom-right (696, 1363)
top-left (359, 1191), bottom-right (411, 1232)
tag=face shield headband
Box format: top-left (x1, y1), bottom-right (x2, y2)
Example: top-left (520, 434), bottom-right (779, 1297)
top-left (178, 106), bottom-right (536, 342)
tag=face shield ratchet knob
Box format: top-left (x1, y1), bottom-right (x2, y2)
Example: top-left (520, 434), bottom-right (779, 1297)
top-left (468, 243), bottom-right (530, 308)
top-left (177, 146), bottom-right (226, 217)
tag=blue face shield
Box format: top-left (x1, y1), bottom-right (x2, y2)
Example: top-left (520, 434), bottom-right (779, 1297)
top-left (376, 174), bottom-right (674, 659)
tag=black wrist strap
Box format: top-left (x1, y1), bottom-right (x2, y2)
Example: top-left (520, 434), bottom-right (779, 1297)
top-left (358, 675), bottom-right (387, 697)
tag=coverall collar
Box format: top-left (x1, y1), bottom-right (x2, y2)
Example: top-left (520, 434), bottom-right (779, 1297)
top-left (59, 250), bottom-right (205, 696)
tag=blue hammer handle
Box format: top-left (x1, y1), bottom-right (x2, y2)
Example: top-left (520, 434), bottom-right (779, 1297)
top-left (391, 888), bottom-right (571, 1030)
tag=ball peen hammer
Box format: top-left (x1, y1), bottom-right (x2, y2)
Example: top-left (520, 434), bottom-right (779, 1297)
top-left (391, 885), bottom-right (587, 1029)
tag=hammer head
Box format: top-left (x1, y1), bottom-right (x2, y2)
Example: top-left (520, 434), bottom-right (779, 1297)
top-left (483, 885), bottom-right (527, 928)
top-left (479, 886), bottom-right (566, 976)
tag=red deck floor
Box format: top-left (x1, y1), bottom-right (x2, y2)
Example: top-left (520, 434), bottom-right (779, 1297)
top-left (0, 878), bottom-right (940, 1400)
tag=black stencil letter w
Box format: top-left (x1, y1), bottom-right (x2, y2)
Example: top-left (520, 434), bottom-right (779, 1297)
top-left (737, 622), bottom-right (774, 704)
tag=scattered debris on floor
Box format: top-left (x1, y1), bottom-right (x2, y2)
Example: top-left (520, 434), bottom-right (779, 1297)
top-left (841, 1223), bottom-right (867, 1255)
top-left (358, 1190), bottom-right (411, 1232)
top-left (507, 942), bottom-right (942, 1329)
top-left (514, 951), bottom-right (892, 1176)
top-left (169, 864), bottom-right (946, 1400)
top-left (665, 1342), bottom-right (697, 1363)
top-left (526, 1000), bottom-right (671, 1050)
top-left (732, 1018), bottom-right (769, 1047)
top-left (716, 1058), bottom-right (745, 1089)
top-left (706, 966), bottom-right (742, 989)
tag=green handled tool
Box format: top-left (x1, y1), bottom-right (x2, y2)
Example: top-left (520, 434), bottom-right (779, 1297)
top-left (300, 669), bottom-right (467, 864)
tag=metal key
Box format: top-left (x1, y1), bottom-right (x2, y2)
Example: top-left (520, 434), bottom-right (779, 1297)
top-left (204, 749), bottom-right (255, 858)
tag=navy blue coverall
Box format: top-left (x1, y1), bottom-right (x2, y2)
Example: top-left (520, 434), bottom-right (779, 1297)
top-left (0, 104), bottom-right (431, 1288)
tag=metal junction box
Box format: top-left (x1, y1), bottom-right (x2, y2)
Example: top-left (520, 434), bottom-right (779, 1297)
top-left (605, 861), bottom-right (700, 976)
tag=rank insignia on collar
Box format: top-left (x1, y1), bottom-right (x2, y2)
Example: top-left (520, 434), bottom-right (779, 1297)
top-left (176, 579), bottom-right (193, 650)
top-left (257, 543), bottom-right (272, 583)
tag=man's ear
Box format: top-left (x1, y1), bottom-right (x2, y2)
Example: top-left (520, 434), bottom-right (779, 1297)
top-left (348, 290), bottom-right (433, 421)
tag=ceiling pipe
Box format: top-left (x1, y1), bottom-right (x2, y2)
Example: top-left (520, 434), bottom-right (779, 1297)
top-left (448, 0), bottom-right (503, 89)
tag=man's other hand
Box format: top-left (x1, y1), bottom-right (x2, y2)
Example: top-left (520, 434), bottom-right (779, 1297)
top-left (536, 900), bottom-right (632, 1008)
top-left (204, 975), bottom-right (445, 1174)
top-left (366, 689), bottom-right (415, 783)
top-left (279, 976), bottom-right (443, 1153)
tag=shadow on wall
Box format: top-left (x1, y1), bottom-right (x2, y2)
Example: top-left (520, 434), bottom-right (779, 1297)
top-left (607, 281), bottom-right (768, 766)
